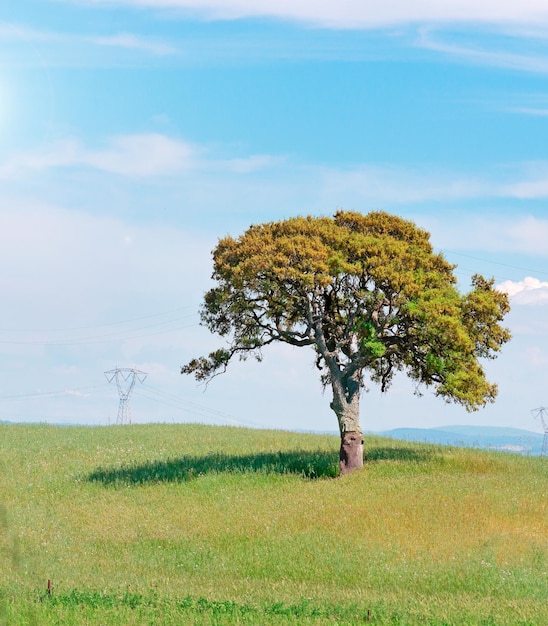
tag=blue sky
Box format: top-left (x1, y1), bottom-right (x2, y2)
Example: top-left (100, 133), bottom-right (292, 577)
top-left (1, 1), bottom-right (548, 434)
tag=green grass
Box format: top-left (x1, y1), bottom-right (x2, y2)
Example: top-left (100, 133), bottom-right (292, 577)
top-left (1, 423), bottom-right (547, 625)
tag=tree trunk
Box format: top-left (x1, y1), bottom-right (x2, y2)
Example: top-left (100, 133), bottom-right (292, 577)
top-left (339, 431), bottom-right (364, 475)
top-left (329, 373), bottom-right (364, 475)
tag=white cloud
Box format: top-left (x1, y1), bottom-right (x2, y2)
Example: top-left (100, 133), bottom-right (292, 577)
top-left (77, 1), bottom-right (548, 28)
top-left (91, 33), bottom-right (178, 56)
top-left (524, 346), bottom-right (548, 365)
top-left (318, 162), bottom-right (548, 206)
top-left (1, 138), bottom-right (83, 174)
top-left (428, 215), bottom-right (548, 258)
top-left (501, 94), bottom-right (548, 118)
top-left (0, 133), bottom-right (284, 181)
top-left (217, 154), bottom-right (285, 174)
top-left (3, 10), bottom-right (548, 74)
top-left (417, 28), bottom-right (548, 74)
top-left (508, 216), bottom-right (548, 253)
top-left (497, 276), bottom-right (548, 305)
top-left (65, 389), bottom-right (92, 398)
top-left (507, 107), bottom-right (548, 117)
top-left (0, 21), bottom-right (58, 42)
top-left (0, 21), bottom-right (178, 57)
top-left (504, 172), bottom-right (548, 199)
top-left (1, 134), bottom-right (196, 178)
top-left (5, 136), bottom-right (548, 229)
top-left (85, 134), bottom-right (195, 176)
top-left (318, 164), bottom-right (491, 205)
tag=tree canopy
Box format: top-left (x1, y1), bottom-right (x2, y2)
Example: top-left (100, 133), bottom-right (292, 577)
top-left (182, 210), bottom-right (511, 472)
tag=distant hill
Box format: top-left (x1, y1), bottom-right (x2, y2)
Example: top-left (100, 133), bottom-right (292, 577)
top-left (1, 420), bottom-right (545, 456)
top-left (377, 425), bottom-right (545, 456)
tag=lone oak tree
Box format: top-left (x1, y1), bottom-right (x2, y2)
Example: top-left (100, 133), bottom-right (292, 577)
top-left (182, 211), bottom-right (511, 474)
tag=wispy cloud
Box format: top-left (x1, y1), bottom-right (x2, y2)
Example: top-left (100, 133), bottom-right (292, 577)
top-left (497, 92), bottom-right (548, 117)
top-left (506, 216), bottom-right (548, 255)
top-left (0, 21), bottom-right (58, 42)
top-left (0, 133), bottom-right (284, 179)
top-left (416, 27), bottom-right (548, 73)
top-left (91, 33), bottom-right (178, 56)
top-left (82, 134), bottom-right (195, 176)
top-left (1, 134), bottom-right (196, 178)
top-left (504, 179), bottom-right (548, 199)
top-left (315, 162), bottom-right (548, 206)
top-left (5, 133), bottom-right (548, 213)
top-left (506, 107), bottom-right (548, 117)
top-left (215, 154), bottom-right (285, 174)
top-left (502, 163), bottom-right (548, 199)
top-left (0, 21), bottom-right (178, 57)
top-left (424, 213), bottom-right (548, 259)
top-left (318, 164), bottom-right (491, 205)
top-left (65, 389), bottom-right (91, 398)
top-left (4, 12), bottom-right (548, 72)
top-left (75, 1), bottom-right (548, 29)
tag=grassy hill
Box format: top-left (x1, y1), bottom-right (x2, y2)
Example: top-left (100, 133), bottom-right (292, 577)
top-left (1, 423), bottom-right (546, 625)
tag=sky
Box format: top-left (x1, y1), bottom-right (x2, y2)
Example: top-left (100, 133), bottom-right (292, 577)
top-left (1, 0), bottom-right (548, 435)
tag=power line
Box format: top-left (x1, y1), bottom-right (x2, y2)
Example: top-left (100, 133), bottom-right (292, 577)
top-left (0, 378), bottom-right (261, 430)
top-left (0, 384), bottom-right (105, 402)
top-left (135, 383), bottom-right (262, 429)
top-left (0, 304), bottom-right (200, 333)
top-left (0, 318), bottom-right (199, 346)
top-left (441, 249), bottom-right (548, 278)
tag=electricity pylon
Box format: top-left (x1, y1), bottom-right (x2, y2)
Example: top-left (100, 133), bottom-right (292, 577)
top-left (531, 407), bottom-right (548, 457)
top-left (105, 367), bottom-right (147, 425)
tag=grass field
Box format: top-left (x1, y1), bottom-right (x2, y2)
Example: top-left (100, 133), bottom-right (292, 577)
top-left (1, 423), bottom-right (546, 625)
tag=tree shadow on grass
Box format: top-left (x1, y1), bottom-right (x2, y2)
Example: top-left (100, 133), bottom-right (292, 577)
top-left (87, 449), bottom-right (339, 486)
top-left (88, 445), bottom-right (437, 487)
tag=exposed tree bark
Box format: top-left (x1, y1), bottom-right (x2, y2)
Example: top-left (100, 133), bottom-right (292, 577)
top-left (329, 365), bottom-right (364, 474)
top-left (339, 431), bottom-right (364, 475)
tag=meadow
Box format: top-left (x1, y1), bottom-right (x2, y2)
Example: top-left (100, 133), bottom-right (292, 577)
top-left (0, 423), bottom-right (546, 625)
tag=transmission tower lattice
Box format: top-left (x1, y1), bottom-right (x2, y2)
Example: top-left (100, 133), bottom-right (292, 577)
top-left (531, 407), bottom-right (548, 457)
top-left (105, 368), bottom-right (147, 425)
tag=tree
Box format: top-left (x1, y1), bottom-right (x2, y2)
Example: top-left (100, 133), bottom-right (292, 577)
top-left (182, 211), bottom-right (511, 474)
